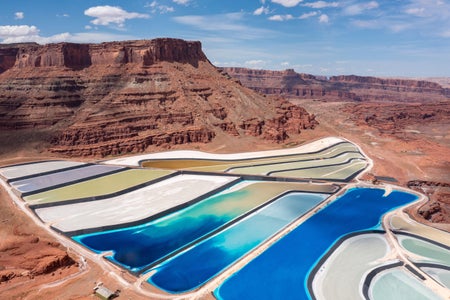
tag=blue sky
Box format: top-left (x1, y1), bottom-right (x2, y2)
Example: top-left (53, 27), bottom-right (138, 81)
top-left (0, 0), bottom-right (449, 77)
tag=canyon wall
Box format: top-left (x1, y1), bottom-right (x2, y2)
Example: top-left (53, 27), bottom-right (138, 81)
top-left (222, 67), bottom-right (450, 102)
top-left (0, 39), bottom-right (317, 157)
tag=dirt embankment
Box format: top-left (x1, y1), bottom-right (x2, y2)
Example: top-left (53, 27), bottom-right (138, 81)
top-left (0, 183), bottom-right (154, 299)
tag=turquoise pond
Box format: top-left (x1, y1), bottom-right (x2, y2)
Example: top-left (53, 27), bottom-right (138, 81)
top-left (147, 192), bottom-right (327, 292)
top-left (73, 183), bottom-right (328, 274)
top-left (73, 187), bottom-right (419, 297)
top-left (215, 188), bottom-right (418, 300)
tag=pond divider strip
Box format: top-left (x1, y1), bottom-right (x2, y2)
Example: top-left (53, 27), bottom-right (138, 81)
top-left (416, 263), bottom-right (450, 271)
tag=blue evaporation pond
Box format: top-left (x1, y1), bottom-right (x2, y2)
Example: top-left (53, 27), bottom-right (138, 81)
top-left (73, 183), bottom-right (252, 273)
top-left (147, 192), bottom-right (328, 293)
top-left (214, 187), bottom-right (418, 300)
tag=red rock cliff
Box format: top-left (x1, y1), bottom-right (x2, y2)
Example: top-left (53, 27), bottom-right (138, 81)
top-left (0, 39), bottom-right (316, 157)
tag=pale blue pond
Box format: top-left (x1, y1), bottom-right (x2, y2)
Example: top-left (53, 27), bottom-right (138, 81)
top-left (146, 192), bottom-right (328, 293)
top-left (214, 187), bottom-right (418, 300)
top-left (73, 182), bottom-right (327, 274)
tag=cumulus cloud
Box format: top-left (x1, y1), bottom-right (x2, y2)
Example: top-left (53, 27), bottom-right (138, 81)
top-left (0, 25), bottom-right (139, 44)
top-left (271, 0), bottom-right (303, 8)
top-left (344, 1), bottom-right (379, 16)
top-left (303, 1), bottom-right (338, 9)
top-left (84, 5), bottom-right (149, 28)
top-left (14, 12), bottom-right (24, 20)
top-left (254, 6), bottom-right (270, 15)
top-left (319, 14), bottom-right (329, 23)
top-left (0, 25), bottom-right (39, 39)
top-left (299, 11), bottom-right (318, 19)
top-left (269, 14), bottom-right (294, 21)
top-left (0, 25), bottom-right (71, 44)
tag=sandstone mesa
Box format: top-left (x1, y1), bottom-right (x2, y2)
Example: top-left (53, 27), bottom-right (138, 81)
top-left (0, 39), bottom-right (317, 157)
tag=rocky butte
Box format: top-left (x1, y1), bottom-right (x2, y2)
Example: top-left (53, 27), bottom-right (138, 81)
top-left (0, 39), bottom-right (317, 157)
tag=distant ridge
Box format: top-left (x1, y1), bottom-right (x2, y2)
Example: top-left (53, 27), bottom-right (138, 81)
top-left (222, 67), bottom-right (450, 102)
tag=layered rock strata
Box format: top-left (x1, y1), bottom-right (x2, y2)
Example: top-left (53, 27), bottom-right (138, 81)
top-left (222, 67), bottom-right (450, 102)
top-left (0, 39), bottom-right (317, 157)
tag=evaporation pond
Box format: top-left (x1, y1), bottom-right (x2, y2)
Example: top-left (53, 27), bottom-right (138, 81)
top-left (147, 192), bottom-right (328, 293)
top-left (73, 181), bottom-right (326, 273)
top-left (215, 187), bottom-right (418, 300)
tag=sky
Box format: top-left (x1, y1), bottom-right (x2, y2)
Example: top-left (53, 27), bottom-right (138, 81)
top-left (0, 0), bottom-right (449, 77)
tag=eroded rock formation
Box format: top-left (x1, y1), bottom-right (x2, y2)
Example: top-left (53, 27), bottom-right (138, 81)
top-left (342, 102), bottom-right (450, 137)
top-left (222, 67), bottom-right (450, 102)
top-left (0, 39), bottom-right (317, 157)
top-left (407, 181), bottom-right (450, 224)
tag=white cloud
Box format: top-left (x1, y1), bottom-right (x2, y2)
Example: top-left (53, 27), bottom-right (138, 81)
top-left (281, 61), bottom-right (290, 66)
top-left (244, 59), bottom-right (268, 68)
top-left (0, 31), bottom-right (71, 44)
top-left (303, 1), bottom-right (338, 9)
top-left (319, 14), bottom-right (329, 23)
top-left (271, 0), bottom-right (303, 8)
top-left (0, 25), bottom-right (39, 39)
top-left (14, 12), bottom-right (24, 20)
top-left (0, 24), bottom-right (139, 44)
top-left (343, 1), bottom-right (379, 16)
top-left (173, 0), bottom-right (190, 5)
top-left (146, 1), bottom-right (175, 14)
top-left (269, 14), bottom-right (294, 21)
top-left (254, 6), bottom-right (270, 15)
top-left (84, 5), bottom-right (149, 28)
top-left (299, 11), bottom-right (318, 19)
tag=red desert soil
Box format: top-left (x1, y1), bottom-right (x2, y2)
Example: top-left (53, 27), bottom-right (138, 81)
top-left (290, 99), bottom-right (450, 232)
top-left (0, 183), bottom-right (154, 299)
